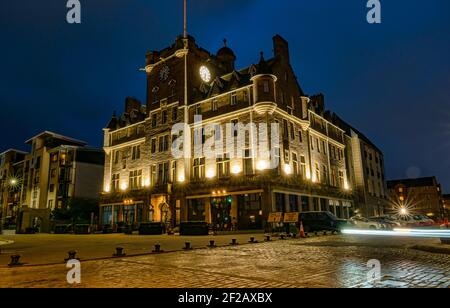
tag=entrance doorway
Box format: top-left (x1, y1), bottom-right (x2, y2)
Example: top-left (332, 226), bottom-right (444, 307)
top-left (210, 196), bottom-right (232, 231)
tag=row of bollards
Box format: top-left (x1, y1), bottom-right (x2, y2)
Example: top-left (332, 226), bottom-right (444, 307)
top-left (5, 233), bottom-right (325, 266)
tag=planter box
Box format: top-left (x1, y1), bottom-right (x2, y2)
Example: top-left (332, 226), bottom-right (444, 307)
top-left (180, 222), bottom-right (209, 236)
top-left (139, 223), bottom-right (164, 235)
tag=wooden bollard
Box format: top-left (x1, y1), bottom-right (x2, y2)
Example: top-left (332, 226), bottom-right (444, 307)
top-left (113, 247), bottom-right (126, 257)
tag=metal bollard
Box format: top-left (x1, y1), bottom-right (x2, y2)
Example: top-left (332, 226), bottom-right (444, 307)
top-left (113, 247), bottom-right (126, 257)
top-left (208, 240), bottom-right (217, 248)
top-left (230, 239), bottom-right (238, 246)
top-left (265, 235), bottom-right (271, 242)
top-left (8, 255), bottom-right (23, 267)
top-left (249, 237), bottom-right (257, 243)
top-left (65, 250), bottom-right (79, 262)
top-left (280, 234), bottom-right (286, 240)
top-left (152, 244), bottom-right (163, 253)
top-left (183, 242), bottom-right (193, 250)
top-left (323, 231), bottom-right (328, 236)
top-left (292, 233), bottom-right (297, 239)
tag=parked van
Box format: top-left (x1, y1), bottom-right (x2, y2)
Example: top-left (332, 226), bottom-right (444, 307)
top-left (299, 212), bottom-right (347, 233)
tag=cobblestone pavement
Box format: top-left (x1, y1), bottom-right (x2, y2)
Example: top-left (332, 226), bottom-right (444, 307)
top-left (0, 235), bottom-right (449, 288)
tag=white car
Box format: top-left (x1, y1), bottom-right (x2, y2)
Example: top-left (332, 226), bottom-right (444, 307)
top-left (348, 217), bottom-right (383, 229)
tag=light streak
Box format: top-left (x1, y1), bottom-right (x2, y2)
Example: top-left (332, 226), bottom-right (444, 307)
top-left (342, 229), bottom-right (450, 238)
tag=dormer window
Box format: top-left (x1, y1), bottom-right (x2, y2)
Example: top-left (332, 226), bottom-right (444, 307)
top-left (231, 92), bottom-right (237, 106)
top-left (263, 81), bottom-right (270, 93)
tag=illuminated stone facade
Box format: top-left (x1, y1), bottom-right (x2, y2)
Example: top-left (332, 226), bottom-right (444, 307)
top-left (100, 35), bottom-right (362, 231)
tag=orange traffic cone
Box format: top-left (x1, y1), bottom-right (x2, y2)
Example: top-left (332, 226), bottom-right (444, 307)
top-left (300, 222), bottom-right (306, 238)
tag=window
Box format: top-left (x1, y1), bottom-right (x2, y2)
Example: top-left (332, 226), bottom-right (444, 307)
top-left (290, 123), bottom-right (295, 140)
top-left (161, 110), bottom-right (168, 124)
top-left (193, 158), bottom-right (205, 180)
top-left (315, 163), bottom-right (320, 183)
top-left (112, 174), bottom-right (120, 191)
top-left (292, 153), bottom-right (299, 176)
top-left (310, 136), bottom-right (314, 151)
top-left (49, 184), bottom-right (55, 193)
top-left (283, 120), bottom-right (289, 139)
top-left (129, 170), bottom-right (142, 190)
top-left (244, 149), bottom-right (253, 176)
top-left (243, 90), bottom-right (249, 103)
top-left (331, 169), bottom-right (337, 187)
top-left (159, 135), bottom-right (170, 152)
top-left (263, 80), bottom-right (270, 93)
top-left (172, 107), bottom-right (178, 121)
top-left (231, 92), bottom-right (237, 106)
top-left (152, 114), bottom-right (157, 127)
top-left (298, 131), bottom-right (303, 143)
top-left (339, 171), bottom-right (345, 188)
top-left (50, 169), bottom-right (56, 178)
top-left (231, 119), bottom-right (239, 138)
top-left (150, 165), bottom-right (157, 186)
top-left (171, 161), bottom-right (177, 182)
top-left (151, 138), bottom-right (157, 154)
top-left (322, 165), bottom-right (328, 185)
top-left (214, 124), bottom-right (222, 141)
top-left (51, 153), bottom-right (58, 162)
top-left (158, 163), bottom-right (169, 185)
top-left (48, 200), bottom-right (54, 209)
top-left (300, 156), bottom-right (307, 180)
top-left (212, 99), bottom-right (218, 111)
top-left (131, 145), bottom-right (141, 160)
top-left (322, 141), bottom-right (327, 155)
top-left (216, 153), bottom-right (230, 178)
top-left (316, 138), bottom-right (320, 153)
top-left (284, 150), bottom-right (290, 163)
top-left (114, 151), bottom-right (120, 164)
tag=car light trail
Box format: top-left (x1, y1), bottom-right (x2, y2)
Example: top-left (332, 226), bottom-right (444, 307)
top-left (394, 228), bottom-right (450, 233)
top-left (342, 229), bottom-right (450, 238)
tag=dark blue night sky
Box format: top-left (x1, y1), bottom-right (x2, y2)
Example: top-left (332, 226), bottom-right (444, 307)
top-left (1, 0), bottom-right (449, 190)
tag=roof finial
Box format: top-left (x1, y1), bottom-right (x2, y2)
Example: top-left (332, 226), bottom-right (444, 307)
top-left (223, 38), bottom-right (227, 47)
top-left (260, 51), bottom-right (265, 62)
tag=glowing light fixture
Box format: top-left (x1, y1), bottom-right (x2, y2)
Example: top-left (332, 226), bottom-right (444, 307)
top-left (231, 165), bottom-right (242, 175)
top-left (178, 175), bottom-right (185, 183)
top-left (283, 164), bottom-right (292, 175)
top-left (256, 160), bottom-right (269, 171)
top-left (206, 169), bottom-right (215, 179)
top-left (104, 185), bottom-right (111, 193)
top-left (199, 66), bottom-right (211, 83)
top-left (120, 183), bottom-right (128, 191)
top-left (144, 178), bottom-right (151, 187)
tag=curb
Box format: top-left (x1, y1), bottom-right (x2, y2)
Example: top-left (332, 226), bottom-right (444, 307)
top-left (411, 245), bottom-right (450, 255)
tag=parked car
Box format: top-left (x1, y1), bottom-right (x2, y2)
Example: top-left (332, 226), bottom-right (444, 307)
top-left (348, 216), bottom-right (383, 229)
top-left (412, 215), bottom-right (436, 227)
top-left (299, 212), bottom-right (347, 233)
top-left (369, 216), bottom-right (402, 230)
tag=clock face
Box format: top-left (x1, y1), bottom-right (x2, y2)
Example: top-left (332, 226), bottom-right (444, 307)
top-left (159, 65), bottom-right (170, 81)
top-left (199, 66), bottom-right (211, 83)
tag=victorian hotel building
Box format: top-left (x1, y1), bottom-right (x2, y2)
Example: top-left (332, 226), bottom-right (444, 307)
top-left (100, 34), bottom-right (377, 231)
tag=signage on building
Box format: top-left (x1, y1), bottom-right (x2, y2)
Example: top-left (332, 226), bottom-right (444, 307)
top-left (283, 212), bottom-right (299, 223)
top-left (267, 212), bottom-right (283, 223)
